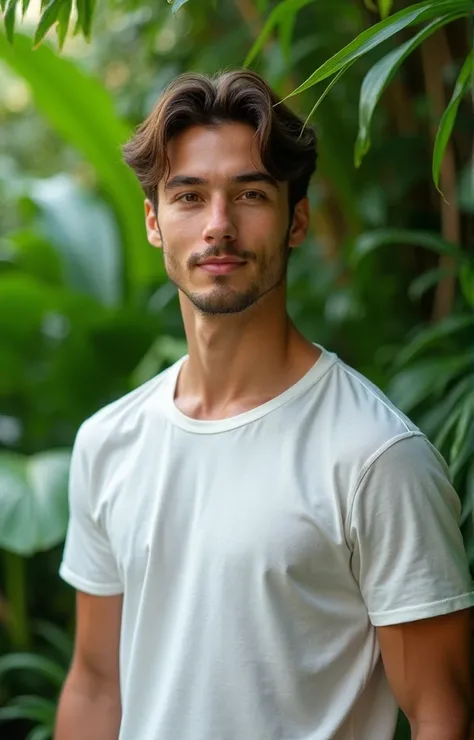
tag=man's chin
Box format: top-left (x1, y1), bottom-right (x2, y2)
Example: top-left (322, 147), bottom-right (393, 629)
top-left (187, 288), bottom-right (260, 315)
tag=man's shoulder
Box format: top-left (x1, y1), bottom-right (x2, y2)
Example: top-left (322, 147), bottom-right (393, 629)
top-left (76, 359), bottom-right (180, 453)
top-left (321, 353), bottom-right (421, 468)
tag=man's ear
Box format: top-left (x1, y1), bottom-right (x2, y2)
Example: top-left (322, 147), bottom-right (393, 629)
top-left (145, 199), bottom-right (162, 249)
top-left (288, 197), bottom-right (310, 249)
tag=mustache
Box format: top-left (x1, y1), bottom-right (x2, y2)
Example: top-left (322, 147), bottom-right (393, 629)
top-left (188, 244), bottom-right (256, 266)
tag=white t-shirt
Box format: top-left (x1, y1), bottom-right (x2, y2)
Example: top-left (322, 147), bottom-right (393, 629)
top-left (59, 345), bottom-right (473, 740)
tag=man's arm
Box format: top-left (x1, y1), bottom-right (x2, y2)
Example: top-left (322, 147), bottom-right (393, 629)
top-left (55, 591), bottom-right (123, 740)
top-left (376, 609), bottom-right (472, 740)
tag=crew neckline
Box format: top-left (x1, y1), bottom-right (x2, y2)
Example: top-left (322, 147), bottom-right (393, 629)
top-left (162, 343), bottom-right (337, 434)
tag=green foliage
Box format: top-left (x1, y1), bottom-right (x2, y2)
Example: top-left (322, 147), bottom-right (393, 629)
top-left (244, 0), bottom-right (315, 67)
top-left (0, 653), bottom-right (65, 689)
top-left (433, 50), bottom-right (474, 194)
top-left (248, 0), bottom-right (471, 83)
top-left (0, 32), bottom-right (162, 297)
top-left (74, 0), bottom-right (96, 39)
top-left (0, 619), bottom-right (71, 735)
top-left (34, 0), bottom-right (64, 48)
top-left (351, 229), bottom-right (464, 263)
top-left (0, 449), bottom-right (70, 555)
top-left (246, 0), bottom-right (472, 194)
top-left (0, 637), bottom-right (69, 738)
top-left (2, 0), bottom-right (192, 45)
top-left (378, 0), bottom-right (394, 19)
top-left (355, 15), bottom-right (459, 166)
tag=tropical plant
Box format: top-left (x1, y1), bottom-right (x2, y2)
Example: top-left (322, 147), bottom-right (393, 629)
top-left (0, 621), bottom-right (72, 740)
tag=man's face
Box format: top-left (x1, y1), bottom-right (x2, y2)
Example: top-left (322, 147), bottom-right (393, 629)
top-left (146, 122), bottom-right (309, 315)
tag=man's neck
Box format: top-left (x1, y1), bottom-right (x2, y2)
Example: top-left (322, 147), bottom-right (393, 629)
top-left (175, 291), bottom-right (320, 421)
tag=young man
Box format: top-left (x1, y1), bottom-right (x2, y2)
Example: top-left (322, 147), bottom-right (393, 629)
top-left (55, 71), bottom-right (473, 740)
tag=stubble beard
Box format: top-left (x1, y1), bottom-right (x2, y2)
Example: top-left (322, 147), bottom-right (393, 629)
top-left (163, 237), bottom-right (291, 316)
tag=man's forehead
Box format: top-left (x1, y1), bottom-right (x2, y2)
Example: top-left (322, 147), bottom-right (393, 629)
top-left (166, 123), bottom-right (261, 162)
top-left (161, 123), bottom-right (285, 192)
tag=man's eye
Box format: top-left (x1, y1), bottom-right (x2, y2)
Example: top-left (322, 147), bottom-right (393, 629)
top-left (242, 191), bottom-right (264, 200)
top-left (177, 193), bottom-right (200, 203)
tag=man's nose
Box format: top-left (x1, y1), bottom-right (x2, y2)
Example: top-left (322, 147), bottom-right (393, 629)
top-left (202, 197), bottom-right (237, 244)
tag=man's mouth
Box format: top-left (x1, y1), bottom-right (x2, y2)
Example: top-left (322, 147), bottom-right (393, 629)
top-left (198, 257), bottom-right (247, 274)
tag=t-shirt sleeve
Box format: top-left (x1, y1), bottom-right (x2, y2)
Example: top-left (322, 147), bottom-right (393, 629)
top-left (348, 432), bottom-right (474, 626)
top-left (59, 421), bottom-right (124, 596)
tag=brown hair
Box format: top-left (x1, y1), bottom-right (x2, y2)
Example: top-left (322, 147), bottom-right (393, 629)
top-left (122, 70), bottom-right (317, 215)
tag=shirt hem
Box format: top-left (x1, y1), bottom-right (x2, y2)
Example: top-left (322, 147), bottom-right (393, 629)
top-left (369, 591), bottom-right (474, 626)
top-left (59, 563), bottom-right (124, 596)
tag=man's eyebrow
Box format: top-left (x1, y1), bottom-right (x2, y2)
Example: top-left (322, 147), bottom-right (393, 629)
top-left (231, 171), bottom-right (279, 188)
top-left (164, 171), bottom-right (279, 191)
top-left (164, 175), bottom-right (206, 191)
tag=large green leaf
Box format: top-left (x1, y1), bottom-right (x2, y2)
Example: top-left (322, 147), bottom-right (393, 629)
top-left (0, 32), bottom-right (163, 296)
top-left (29, 175), bottom-right (123, 305)
top-left (355, 14), bottom-right (461, 166)
top-left (433, 51), bottom-right (473, 193)
top-left (0, 449), bottom-right (71, 556)
top-left (244, 0), bottom-right (316, 67)
top-left (351, 228), bottom-right (463, 265)
top-left (282, 0), bottom-right (472, 99)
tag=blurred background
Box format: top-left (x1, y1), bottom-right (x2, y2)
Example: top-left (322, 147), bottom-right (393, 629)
top-left (0, 1), bottom-right (473, 738)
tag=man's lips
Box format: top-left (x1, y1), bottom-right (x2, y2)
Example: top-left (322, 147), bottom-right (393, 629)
top-left (198, 258), bottom-right (247, 274)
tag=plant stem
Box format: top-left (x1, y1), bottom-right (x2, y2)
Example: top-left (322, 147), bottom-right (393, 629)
top-left (2, 550), bottom-right (30, 649)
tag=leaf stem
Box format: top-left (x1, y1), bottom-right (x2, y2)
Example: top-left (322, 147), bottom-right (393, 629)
top-left (2, 550), bottom-right (30, 649)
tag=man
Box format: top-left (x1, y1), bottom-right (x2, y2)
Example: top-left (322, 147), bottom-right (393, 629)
top-left (55, 70), bottom-right (473, 740)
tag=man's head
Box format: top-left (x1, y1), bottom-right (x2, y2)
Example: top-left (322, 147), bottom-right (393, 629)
top-left (122, 70), bottom-right (317, 315)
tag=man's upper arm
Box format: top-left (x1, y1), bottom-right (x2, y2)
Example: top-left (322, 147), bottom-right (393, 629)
top-left (349, 432), bottom-right (474, 735)
top-left (376, 609), bottom-right (472, 734)
top-left (70, 591), bottom-right (123, 690)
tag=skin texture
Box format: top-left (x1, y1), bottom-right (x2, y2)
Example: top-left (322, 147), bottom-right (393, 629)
top-left (54, 592), bottom-right (123, 740)
top-left (376, 609), bottom-right (472, 739)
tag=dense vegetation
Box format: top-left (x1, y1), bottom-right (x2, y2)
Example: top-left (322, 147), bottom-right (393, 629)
top-left (0, 1), bottom-right (472, 738)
